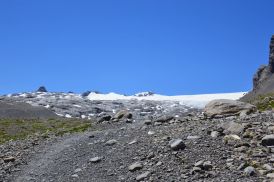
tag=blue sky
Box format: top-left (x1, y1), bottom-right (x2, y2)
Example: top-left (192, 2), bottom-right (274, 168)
top-left (0, 0), bottom-right (274, 95)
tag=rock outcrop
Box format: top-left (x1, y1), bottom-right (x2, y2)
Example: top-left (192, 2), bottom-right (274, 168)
top-left (241, 35), bottom-right (274, 101)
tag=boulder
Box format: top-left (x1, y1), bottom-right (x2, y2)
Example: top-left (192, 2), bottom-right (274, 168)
top-left (204, 99), bottom-right (256, 118)
top-left (128, 162), bottom-right (143, 172)
top-left (262, 135), bottom-right (274, 146)
top-left (153, 115), bottom-right (174, 123)
top-left (112, 110), bottom-right (132, 121)
top-left (136, 171), bottom-right (150, 181)
top-left (169, 139), bottom-right (186, 151)
top-left (97, 115), bottom-right (111, 123)
top-left (219, 121), bottom-right (245, 135)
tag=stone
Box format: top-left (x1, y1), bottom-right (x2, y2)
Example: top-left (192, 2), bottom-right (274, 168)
top-left (262, 135), bottom-right (274, 146)
top-left (147, 152), bottom-right (155, 159)
top-left (105, 139), bottom-right (118, 146)
top-left (244, 166), bottom-right (255, 176)
top-left (74, 168), bottom-right (82, 173)
top-left (194, 160), bottom-right (204, 168)
top-left (113, 110), bottom-right (132, 120)
top-left (267, 173), bottom-right (274, 178)
top-left (125, 119), bottom-right (133, 123)
top-left (169, 139), bottom-right (186, 151)
top-left (71, 174), bottom-right (79, 178)
top-left (211, 131), bottom-right (220, 138)
top-left (97, 115), bottom-right (111, 123)
top-left (128, 140), bottom-right (137, 145)
top-left (194, 160), bottom-right (212, 171)
top-left (221, 121), bottom-right (245, 135)
top-left (128, 162), bottom-right (143, 172)
top-left (263, 164), bottom-right (273, 171)
top-left (234, 146), bottom-right (248, 153)
top-left (148, 131), bottom-right (155, 135)
top-left (203, 161), bottom-right (213, 170)
top-left (192, 167), bottom-right (202, 173)
top-left (89, 157), bottom-right (102, 163)
top-left (156, 161), bottom-right (163, 166)
top-left (3, 157), bottom-right (15, 163)
top-left (258, 170), bottom-right (267, 175)
top-left (136, 171), bottom-right (150, 181)
top-left (153, 115), bottom-right (174, 123)
top-left (144, 120), bottom-right (152, 125)
top-left (223, 135), bottom-right (241, 145)
top-left (237, 163), bottom-right (247, 170)
top-left (204, 99), bottom-right (256, 118)
top-left (187, 135), bottom-right (201, 140)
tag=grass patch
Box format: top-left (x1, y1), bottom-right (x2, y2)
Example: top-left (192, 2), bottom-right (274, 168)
top-left (0, 118), bottom-right (91, 144)
top-left (247, 92), bottom-right (274, 111)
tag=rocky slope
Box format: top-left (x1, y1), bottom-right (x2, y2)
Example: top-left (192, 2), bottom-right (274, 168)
top-left (241, 35), bottom-right (274, 102)
top-left (2, 107), bottom-right (274, 181)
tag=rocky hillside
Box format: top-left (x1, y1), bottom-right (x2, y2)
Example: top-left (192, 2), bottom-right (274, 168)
top-left (241, 35), bottom-right (274, 102)
top-left (3, 98), bottom-right (274, 181)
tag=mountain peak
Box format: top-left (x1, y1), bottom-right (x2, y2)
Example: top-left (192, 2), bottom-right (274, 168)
top-left (37, 86), bottom-right (47, 92)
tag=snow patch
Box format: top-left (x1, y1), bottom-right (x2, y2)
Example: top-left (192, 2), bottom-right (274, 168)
top-left (65, 114), bottom-right (72, 118)
top-left (73, 104), bottom-right (82, 108)
top-left (56, 113), bottom-right (64, 117)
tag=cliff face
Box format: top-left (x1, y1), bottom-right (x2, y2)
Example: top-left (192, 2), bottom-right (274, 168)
top-left (241, 35), bottom-right (274, 102)
top-left (269, 35), bottom-right (274, 72)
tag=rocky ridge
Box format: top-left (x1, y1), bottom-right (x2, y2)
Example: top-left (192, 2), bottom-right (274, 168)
top-left (241, 35), bottom-right (274, 102)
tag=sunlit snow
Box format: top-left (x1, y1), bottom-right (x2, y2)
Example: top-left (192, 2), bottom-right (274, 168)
top-left (87, 92), bottom-right (246, 108)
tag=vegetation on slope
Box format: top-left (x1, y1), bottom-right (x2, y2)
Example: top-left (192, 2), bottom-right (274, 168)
top-left (245, 92), bottom-right (274, 111)
top-left (0, 118), bottom-right (91, 144)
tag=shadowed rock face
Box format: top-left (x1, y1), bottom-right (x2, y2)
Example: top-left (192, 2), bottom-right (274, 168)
top-left (241, 35), bottom-right (274, 102)
top-left (270, 35), bottom-right (274, 73)
top-left (253, 35), bottom-right (274, 90)
top-left (0, 101), bottom-right (57, 119)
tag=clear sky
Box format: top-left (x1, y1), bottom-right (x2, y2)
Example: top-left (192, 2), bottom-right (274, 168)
top-left (0, 0), bottom-right (274, 95)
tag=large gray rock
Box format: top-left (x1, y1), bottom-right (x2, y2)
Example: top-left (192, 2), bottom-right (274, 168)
top-left (169, 139), bottom-right (186, 151)
top-left (128, 162), bottom-right (143, 172)
top-left (204, 99), bottom-right (256, 118)
top-left (112, 110), bottom-right (132, 121)
top-left (262, 135), bottom-right (274, 146)
top-left (220, 121), bottom-right (245, 135)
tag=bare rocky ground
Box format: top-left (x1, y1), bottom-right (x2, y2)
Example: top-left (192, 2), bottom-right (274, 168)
top-left (2, 108), bottom-right (274, 181)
